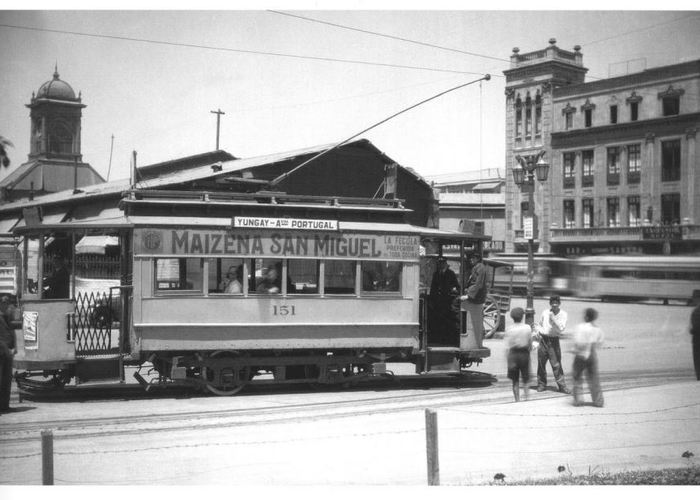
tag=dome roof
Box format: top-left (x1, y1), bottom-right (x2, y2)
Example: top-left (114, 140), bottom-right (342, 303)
top-left (36, 67), bottom-right (77, 101)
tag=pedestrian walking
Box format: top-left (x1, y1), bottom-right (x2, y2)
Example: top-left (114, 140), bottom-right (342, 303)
top-left (571, 308), bottom-right (605, 407)
top-left (460, 253), bottom-right (488, 348)
top-left (0, 295), bottom-right (16, 413)
top-left (690, 303), bottom-right (700, 381)
top-left (504, 307), bottom-right (532, 402)
top-left (535, 295), bottom-right (571, 394)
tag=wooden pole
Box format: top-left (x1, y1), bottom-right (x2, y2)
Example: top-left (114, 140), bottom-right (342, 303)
top-left (41, 429), bottom-right (54, 485)
top-left (425, 409), bottom-right (439, 485)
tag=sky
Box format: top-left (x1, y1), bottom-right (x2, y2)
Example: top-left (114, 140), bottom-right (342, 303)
top-left (2, 3), bottom-right (700, 184)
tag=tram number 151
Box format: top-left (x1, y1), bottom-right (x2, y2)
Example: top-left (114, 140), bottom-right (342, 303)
top-left (273, 305), bottom-right (296, 316)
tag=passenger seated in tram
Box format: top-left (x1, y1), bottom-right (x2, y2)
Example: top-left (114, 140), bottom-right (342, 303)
top-left (222, 265), bottom-right (243, 293)
top-left (43, 254), bottom-right (70, 299)
top-left (256, 262), bottom-right (294, 294)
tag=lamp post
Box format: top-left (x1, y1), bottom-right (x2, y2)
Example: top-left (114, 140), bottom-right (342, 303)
top-left (512, 150), bottom-right (550, 326)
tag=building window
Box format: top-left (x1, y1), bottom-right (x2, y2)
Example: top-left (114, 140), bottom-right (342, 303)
top-left (563, 152), bottom-right (576, 189)
top-left (610, 105), bottom-right (618, 124)
top-left (48, 120), bottom-right (73, 155)
top-left (627, 144), bottom-right (641, 184)
top-left (661, 139), bottom-right (681, 182)
top-left (661, 193), bottom-right (681, 225)
top-left (606, 198), bottom-right (620, 227)
top-left (515, 102), bottom-right (522, 139)
top-left (584, 109), bottom-right (592, 127)
top-left (628, 195), bottom-right (641, 227)
top-left (630, 102), bottom-right (639, 121)
top-left (658, 85), bottom-right (684, 117)
top-left (563, 200), bottom-right (575, 229)
top-left (662, 96), bottom-right (680, 116)
top-left (607, 147), bottom-right (620, 185)
top-left (535, 95), bottom-right (542, 136)
top-left (525, 99), bottom-right (532, 138)
top-left (582, 150), bottom-right (594, 187)
top-left (582, 198), bottom-right (594, 228)
top-left (565, 112), bottom-right (573, 130)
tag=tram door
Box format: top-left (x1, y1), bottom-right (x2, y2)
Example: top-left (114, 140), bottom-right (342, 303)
top-left (420, 255), bottom-right (460, 348)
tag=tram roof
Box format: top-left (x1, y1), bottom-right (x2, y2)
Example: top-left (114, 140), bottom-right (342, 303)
top-left (12, 213), bottom-right (489, 241)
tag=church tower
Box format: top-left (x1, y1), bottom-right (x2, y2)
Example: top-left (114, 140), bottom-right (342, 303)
top-left (0, 67), bottom-right (104, 202)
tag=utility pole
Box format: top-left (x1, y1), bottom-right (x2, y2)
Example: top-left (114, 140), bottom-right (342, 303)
top-left (106, 134), bottom-right (114, 181)
top-left (210, 109), bottom-right (225, 150)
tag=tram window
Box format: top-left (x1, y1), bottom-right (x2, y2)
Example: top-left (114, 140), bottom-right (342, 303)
top-left (24, 237), bottom-right (41, 296)
top-left (288, 259), bottom-right (319, 294)
top-left (155, 258), bottom-right (202, 292)
top-left (361, 261), bottom-right (402, 293)
top-left (208, 258), bottom-right (244, 294)
top-left (251, 258), bottom-right (285, 294)
top-left (324, 260), bottom-right (355, 295)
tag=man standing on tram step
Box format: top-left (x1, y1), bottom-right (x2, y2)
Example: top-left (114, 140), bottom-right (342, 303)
top-left (535, 295), bottom-right (571, 394)
top-left (460, 253), bottom-right (488, 349)
top-left (690, 303), bottom-right (700, 381)
top-left (0, 296), bottom-right (16, 413)
top-left (429, 257), bottom-right (460, 344)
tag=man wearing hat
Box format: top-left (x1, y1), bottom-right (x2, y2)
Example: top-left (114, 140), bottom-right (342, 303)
top-left (429, 257), bottom-right (460, 344)
top-left (535, 295), bottom-right (571, 394)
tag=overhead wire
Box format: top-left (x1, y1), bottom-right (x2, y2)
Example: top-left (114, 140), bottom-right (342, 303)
top-left (268, 10), bottom-right (511, 64)
top-left (0, 23), bottom-right (486, 76)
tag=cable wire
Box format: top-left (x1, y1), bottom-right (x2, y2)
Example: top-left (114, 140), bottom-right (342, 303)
top-left (0, 23), bottom-right (484, 76)
top-left (269, 10), bottom-right (510, 63)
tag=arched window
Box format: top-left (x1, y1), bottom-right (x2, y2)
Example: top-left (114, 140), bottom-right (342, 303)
top-left (515, 97), bottom-right (522, 140)
top-left (48, 120), bottom-right (73, 155)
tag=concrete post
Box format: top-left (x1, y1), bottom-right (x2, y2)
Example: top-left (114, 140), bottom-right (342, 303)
top-left (41, 429), bottom-right (54, 485)
top-left (425, 409), bottom-right (439, 485)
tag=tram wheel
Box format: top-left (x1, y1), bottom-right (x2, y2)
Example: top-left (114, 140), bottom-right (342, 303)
top-left (201, 350), bottom-right (249, 396)
top-left (482, 295), bottom-right (500, 339)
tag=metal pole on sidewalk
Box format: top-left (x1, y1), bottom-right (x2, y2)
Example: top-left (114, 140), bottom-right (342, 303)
top-left (425, 409), bottom-right (439, 485)
top-left (41, 429), bottom-right (54, 485)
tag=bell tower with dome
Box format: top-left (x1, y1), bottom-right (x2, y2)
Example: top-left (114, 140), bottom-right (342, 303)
top-left (0, 67), bottom-right (105, 203)
top-left (29, 65), bottom-right (85, 160)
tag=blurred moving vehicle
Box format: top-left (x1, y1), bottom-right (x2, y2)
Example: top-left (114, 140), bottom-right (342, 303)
top-left (569, 255), bottom-right (700, 305)
top-left (489, 253), bottom-right (573, 297)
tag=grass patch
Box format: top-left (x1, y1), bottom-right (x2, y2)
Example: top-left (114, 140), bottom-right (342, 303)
top-left (488, 466), bottom-right (700, 485)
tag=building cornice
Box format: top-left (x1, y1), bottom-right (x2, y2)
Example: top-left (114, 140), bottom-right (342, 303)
top-left (551, 112), bottom-right (700, 148)
top-left (553, 59), bottom-right (700, 99)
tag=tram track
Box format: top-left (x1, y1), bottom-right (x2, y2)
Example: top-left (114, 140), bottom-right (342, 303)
top-left (0, 368), bottom-right (692, 446)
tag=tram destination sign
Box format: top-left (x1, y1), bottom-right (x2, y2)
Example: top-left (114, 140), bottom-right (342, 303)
top-left (135, 228), bottom-right (420, 261)
top-left (233, 216), bottom-right (338, 231)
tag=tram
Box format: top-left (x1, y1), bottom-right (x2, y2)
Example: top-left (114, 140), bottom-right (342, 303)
top-left (570, 255), bottom-right (700, 305)
top-left (12, 190), bottom-right (492, 396)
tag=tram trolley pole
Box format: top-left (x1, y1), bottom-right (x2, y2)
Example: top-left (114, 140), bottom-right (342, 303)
top-left (425, 409), bottom-right (439, 485)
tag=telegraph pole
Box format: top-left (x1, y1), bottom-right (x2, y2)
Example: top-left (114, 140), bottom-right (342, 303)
top-left (210, 109), bottom-right (225, 150)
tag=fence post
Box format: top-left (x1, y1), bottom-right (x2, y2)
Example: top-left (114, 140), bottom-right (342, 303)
top-left (425, 409), bottom-right (439, 485)
top-left (41, 429), bottom-right (54, 485)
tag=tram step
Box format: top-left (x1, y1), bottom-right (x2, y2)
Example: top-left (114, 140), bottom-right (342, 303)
top-left (75, 356), bottom-right (122, 384)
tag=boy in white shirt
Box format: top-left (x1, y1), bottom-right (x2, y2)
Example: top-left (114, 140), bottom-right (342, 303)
top-left (572, 308), bottom-right (605, 407)
top-left (504, 307), bottom-right (532, 402)
top-left (535, 295), bottom-right (571, 394)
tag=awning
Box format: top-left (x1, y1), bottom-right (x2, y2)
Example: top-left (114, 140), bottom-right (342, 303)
top-left (472, 181), bottom-right (502, 191)
top-left (75, 235), bottom-right (120, 255)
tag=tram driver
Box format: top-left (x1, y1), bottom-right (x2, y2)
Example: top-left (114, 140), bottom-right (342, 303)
top-left (43, 254), bottom-right (70, 299)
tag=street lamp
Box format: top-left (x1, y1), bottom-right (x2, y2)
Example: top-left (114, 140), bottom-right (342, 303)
top-left (512, 150), bottom-right (550, 326)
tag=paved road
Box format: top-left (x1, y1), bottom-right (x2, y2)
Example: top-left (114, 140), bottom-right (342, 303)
top-left (0, 298), bottom-right (697, 485)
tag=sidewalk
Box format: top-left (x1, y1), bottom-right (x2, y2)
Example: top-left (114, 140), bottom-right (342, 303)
top-left (432, 380), bottom-right (700, 485)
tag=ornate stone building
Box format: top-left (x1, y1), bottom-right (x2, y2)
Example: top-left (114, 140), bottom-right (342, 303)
top-left (0, 67), bottom-right (104, 202)
top-left (504, 39), bottom-right (700, 255)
